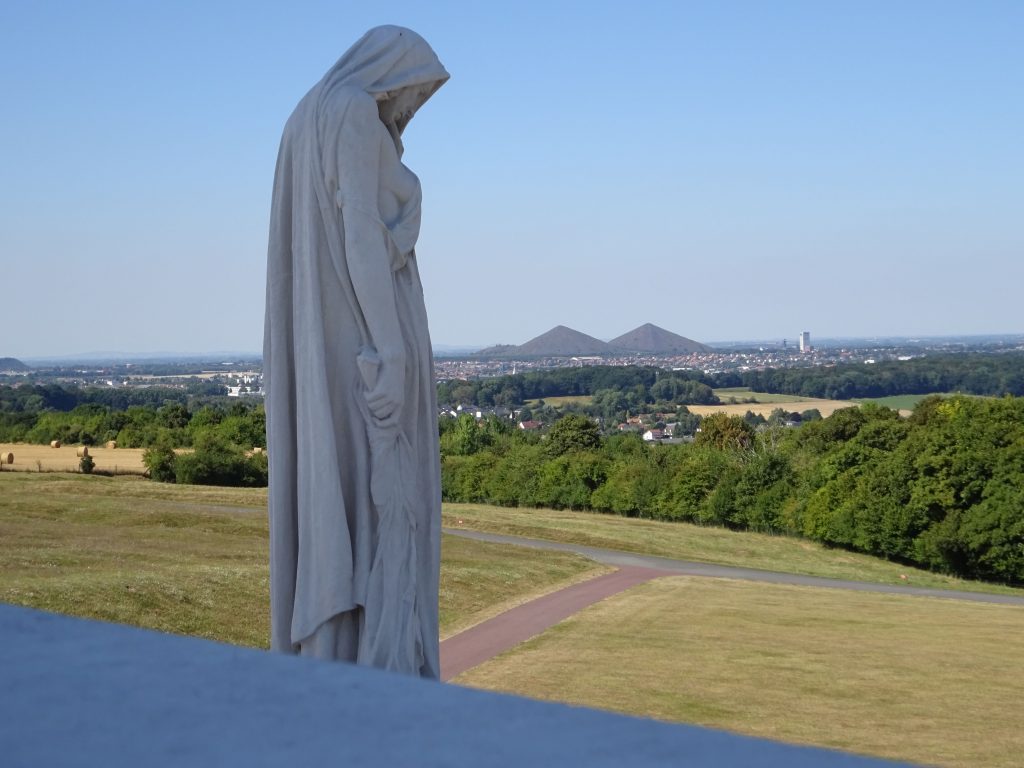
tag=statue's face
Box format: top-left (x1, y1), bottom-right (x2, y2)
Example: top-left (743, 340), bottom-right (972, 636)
top-left (377, 85), bottom-right (433, 134)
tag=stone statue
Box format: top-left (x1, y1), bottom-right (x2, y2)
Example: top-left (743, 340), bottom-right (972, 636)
top-left (263, 26), bottom-right (448, 679)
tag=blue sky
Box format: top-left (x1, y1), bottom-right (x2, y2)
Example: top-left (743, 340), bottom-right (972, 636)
top-left (2, 1), bottom-right (1021, 357)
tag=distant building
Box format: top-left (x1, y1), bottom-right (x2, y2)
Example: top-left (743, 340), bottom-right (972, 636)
top-left (799, 331), bottom-right (811, 353)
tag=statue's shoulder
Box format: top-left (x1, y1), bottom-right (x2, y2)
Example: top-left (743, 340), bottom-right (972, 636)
top-left (324, 85), bottom-right (377, 119)
top-left (284, 85), bottom-right (379, 144)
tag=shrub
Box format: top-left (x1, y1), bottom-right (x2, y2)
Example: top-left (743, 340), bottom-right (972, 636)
top-left (174, 434), bottom-right (267, 487)
top-left (143, 440), bottom-right (178, 483)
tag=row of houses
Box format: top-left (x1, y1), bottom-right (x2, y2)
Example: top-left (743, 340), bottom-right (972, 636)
top-left (439, 404), bottom-right (698, 443)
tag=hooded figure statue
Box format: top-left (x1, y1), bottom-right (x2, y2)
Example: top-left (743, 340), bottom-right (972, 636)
top-left (264, 26), bottom-right (449, 678)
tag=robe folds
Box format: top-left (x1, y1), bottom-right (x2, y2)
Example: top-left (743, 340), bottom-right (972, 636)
top-left (263, 26), bottom-right (449, 679)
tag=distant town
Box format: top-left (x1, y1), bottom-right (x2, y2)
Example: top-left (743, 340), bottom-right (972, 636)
top-left (2, 324), bottom-right (1023, 394)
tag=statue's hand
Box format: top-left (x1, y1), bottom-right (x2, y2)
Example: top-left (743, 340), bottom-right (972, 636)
top-left (365, 353), bottom-right (405, 421)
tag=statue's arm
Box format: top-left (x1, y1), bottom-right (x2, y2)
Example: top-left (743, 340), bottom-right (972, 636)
top-left (334, 91), bottom-right (405, 419)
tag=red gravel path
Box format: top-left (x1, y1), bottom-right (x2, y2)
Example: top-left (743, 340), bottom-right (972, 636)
top-left (440, 566), bottom-right (664, 682)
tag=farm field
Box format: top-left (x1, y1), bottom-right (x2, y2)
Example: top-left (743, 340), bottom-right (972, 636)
top-left (0, 443), bottom-right (147, 474)
top-left (457, 576), bottom-right (1024, 767)
top-left (688, 398), bottom-right (857, 418)
top-left (712, 387), bottom-right (821, 404)
top-left (442, 504), bottom-right (1024, 596)
top-left (0, 473), bottom-right (602, 645)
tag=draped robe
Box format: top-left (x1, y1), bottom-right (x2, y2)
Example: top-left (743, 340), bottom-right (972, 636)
top-left (263, 26), bottom-right (448, 679)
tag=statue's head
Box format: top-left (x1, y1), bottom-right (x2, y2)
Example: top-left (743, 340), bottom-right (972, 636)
top-left (375, 83), bottom-right (442, 135)
top-left (323, 26), bottom-right (449, 134)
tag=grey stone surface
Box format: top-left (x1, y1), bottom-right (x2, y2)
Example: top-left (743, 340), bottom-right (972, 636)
top-left (0, 605), bottom-right (910, 767)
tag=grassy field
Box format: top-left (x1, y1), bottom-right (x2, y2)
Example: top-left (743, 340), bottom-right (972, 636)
top-left (712, 387), bottom-right (821, 404)
top-left (525, 395), bottom-right (594, 407)
top-left (457, 577), bottom-right (1024, 767)
top-left (443, 504), bottom-right (1024, 596)
top-left (0, 443), bottom-right (147, 474)
top-left (6, 472), bottom-right (1023, 765)
top-left (0, 473), bottom-right (602, 645)
top-left (851, 394), bottom-right (932, 411)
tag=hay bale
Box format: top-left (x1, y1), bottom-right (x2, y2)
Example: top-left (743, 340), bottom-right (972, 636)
top-left (76, 446), bottom-right (90, 458)
top-left (2, 452), bottom-right (12, 465)
top-left (50, 440), bottom-right (61, 449)
top-left (105, 440), bottom-right (118, 449)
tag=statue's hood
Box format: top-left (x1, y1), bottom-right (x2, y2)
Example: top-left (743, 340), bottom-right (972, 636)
top-left (318, 26), bottom-right (449, 124)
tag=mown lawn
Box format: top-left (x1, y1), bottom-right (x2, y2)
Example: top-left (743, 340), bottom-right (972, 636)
top-left (457, 576), bottom-right (1024, 768)
top-left (0, 473), bottom-right (602, 645)
top-left (442, 503), bottom-right (1024, 596)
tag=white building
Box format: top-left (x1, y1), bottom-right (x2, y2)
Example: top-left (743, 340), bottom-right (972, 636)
top-left (799, 331), bottom-right (811, 353)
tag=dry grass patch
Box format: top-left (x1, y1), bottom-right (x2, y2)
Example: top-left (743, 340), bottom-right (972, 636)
top-left (0, 473), bottom-right (602, 645)
top-left (689, 400), bottom-right (857, 418)
top-left (443, 503), bottom-right (1024, 596)
top-left (457, 577), bottom-right (1024, 767)
top-left (0, 474), bottom-right (270, 646)
top-left (0, 443), bottom-right (147, 473)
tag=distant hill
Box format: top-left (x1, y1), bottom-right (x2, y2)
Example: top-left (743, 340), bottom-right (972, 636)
top-left (609, 323), bottom-right (712, 354)
top-left (517, 326), bottom-right (611, 356)
top-left (0, 357), bottom-right (30, 373)
top-left (473, 323), bottom-right (712, 357)
top-left (473, 343), bottom-right (520, 357)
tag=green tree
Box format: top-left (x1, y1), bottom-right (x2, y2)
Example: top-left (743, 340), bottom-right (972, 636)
top-left (695, 413), bottom-right (755, 451)
top-left (174, 433), bottom-right (266, 487)
top-left (158, 402), bottom-right (191, 430)
top-left (143, 436), bottom-right (178, 483)
top-left (536, 451), bottom-right (609, 510)
top-left (673, 407), bottom-right (702, 437)
top-left (545, 414), bottom-right (601, 457)
top-left (440, 414), bottom-right (489, 456)
top-left (657, 446), bottom-right (733, 522)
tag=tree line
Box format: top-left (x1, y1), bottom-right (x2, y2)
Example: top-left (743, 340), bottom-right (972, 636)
top-left (439, 367), bottom-right (718, 425)
top-left (438, 354), bottom-right (1024, 409)
top-left (709, 353), bottom-right (1024, 399)
top-left (0, 387), bottom-right (267, 487)
top-left (0, 386), bottom-right (261, 448)
top-left (441, 397), bottom-right (1024, 585)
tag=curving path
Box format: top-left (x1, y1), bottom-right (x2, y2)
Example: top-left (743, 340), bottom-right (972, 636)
top-left (439, 526), bottom-right (1024, 681)
top-left (440, 565), bottom-right (662, 681)
top-left (443, 527), bottom-right (1024, 606)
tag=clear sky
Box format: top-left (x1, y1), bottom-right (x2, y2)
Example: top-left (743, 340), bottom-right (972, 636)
top-left (2, 1), bottom-right (1021, 358)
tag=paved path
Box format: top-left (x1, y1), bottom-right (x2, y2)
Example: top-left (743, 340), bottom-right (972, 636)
top-left (443, 527), bottom-right (1024, 607)
top-left (440, 566), bottom-right (663, 681)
